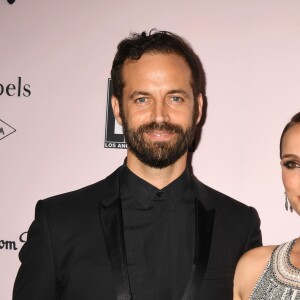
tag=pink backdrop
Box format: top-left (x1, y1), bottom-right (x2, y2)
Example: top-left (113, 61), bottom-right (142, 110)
top-left (1, 1), bottom-right (300, 298)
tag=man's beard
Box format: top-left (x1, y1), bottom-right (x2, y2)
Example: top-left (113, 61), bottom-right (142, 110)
top-left (122, 119), bottom-right (197, 169)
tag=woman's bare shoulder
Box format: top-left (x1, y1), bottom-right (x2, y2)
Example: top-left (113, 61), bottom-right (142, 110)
top-left (233, 245), bottom-right (277, 300)
top-left (240, 245), bottom-right (277, 265)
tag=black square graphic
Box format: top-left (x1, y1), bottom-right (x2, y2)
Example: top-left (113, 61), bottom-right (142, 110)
top-left (104, 79), bottom-right (127, 149)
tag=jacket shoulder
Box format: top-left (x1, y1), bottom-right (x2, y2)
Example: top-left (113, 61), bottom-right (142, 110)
top-left (205, 184), bottom-right (251, 210)
top-left (192, 176), bottom-right (262, 251)
top-left (192, 174), bottom-right (252, 210)
top-left (191, 175), bottom-right (258, 222)
top-left (40, 167), bottom-right (121, 214)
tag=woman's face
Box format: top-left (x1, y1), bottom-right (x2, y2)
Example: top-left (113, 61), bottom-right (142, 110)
top-left (281, 123), bottom-right (300, 215)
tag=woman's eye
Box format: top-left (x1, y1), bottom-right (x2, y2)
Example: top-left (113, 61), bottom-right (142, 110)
top-left (283, 161), bottom-right (300, 169)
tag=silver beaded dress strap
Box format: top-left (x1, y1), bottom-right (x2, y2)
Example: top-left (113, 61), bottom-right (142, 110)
top-left (250, 240), bottom-right (300, 300)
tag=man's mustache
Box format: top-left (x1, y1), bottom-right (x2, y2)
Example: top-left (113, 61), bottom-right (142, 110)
top-left (137, 122), bottom-right (184, 134)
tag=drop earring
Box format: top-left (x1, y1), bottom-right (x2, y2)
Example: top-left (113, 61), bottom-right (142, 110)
top-left (285, 193), bottom-right (293, 213)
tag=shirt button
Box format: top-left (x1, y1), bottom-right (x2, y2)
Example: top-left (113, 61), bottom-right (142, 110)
top-left (156, 191), bottom-right (163, 197)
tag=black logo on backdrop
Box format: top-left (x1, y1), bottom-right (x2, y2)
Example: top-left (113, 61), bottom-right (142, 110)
top-left (7, 0), bottom-right (16, 4)
top-left (0, 232), bottom-right (27, 251)
top-left (104, 79), bottom-right (127, 149)
top-left (0, 119), bottom-right (16, 141)
top-left (0, 77), bottom-right (31, 97)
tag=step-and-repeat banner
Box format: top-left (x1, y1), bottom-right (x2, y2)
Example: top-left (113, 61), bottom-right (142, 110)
top-left (1, 1), bottom-right (299, 298)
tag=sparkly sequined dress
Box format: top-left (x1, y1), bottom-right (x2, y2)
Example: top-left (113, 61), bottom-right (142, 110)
top-left (250, 240), bottom-right (300, 299)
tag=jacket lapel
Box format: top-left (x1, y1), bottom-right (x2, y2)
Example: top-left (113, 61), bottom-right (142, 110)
top-left (182, 199), bottom-right (215, 299)
top-left (181, 176), bottom-right (215, 300)
top-left (98, 167), bottom-right (132, 300)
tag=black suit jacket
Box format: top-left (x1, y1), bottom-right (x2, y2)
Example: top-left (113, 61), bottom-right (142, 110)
top-left (13, 167), bottom-right (262, 300)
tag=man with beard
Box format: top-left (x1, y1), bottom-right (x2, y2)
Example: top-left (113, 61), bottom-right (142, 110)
top-left (13, 30), bottom-right (262, 300)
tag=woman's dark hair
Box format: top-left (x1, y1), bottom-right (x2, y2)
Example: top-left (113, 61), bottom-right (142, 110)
top-left (110, 29), bottom-right (206, 107)
top-left (280, 112), bottom-right (300, 158)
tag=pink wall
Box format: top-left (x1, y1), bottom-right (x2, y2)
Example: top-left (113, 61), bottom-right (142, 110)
top-left (1, 0), bottom-right (300, 298)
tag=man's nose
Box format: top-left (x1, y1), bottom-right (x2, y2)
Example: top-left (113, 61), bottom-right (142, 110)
top-left (151, 100), bottom-right (170, 123)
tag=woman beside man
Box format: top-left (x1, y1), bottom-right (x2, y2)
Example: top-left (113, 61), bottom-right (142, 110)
top-left (234, 112), bottom-right (300, 299)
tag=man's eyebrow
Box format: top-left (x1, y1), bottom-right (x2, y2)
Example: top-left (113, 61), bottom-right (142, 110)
top-left (129, 89), bottom-right (190, 99)
top-left (129, 91), bottom-right (151, 99)
top-left (167, 89), bottom-right (189, 96)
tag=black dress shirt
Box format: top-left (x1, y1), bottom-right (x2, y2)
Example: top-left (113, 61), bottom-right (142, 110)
top-left (120, 165), bottom-right (195, 300)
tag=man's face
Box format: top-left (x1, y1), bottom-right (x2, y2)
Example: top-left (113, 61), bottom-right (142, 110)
top-left (112, 53), bottom-right (202, 168)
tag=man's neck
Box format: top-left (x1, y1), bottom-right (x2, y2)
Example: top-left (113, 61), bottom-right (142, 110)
top-left (126, 151), bottom-right (188, 189)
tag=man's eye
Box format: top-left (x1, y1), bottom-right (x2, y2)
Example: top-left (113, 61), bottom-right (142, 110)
top-left (171, 96), bottom-right (182, 102)
top-left (136, 97), bottom-right (147, 103)
top-left (283, 160), bottom-right (300, 169)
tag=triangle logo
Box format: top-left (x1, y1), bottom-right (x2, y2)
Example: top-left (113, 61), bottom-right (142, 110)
top-left (0, 119), bottom-right (16, 141)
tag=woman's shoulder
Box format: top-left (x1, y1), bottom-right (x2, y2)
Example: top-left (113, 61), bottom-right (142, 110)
top-left (235, 245), bottom-right (277, 282)
top-left (240, 245), bottom-right (277, 265)
top-left (233, 245), bottom-right (277, 300)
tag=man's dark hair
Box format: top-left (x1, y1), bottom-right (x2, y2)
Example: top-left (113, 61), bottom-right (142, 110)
top-left (280, 112), bottom-right (300, 158)
top-left (111, 29), bottom-right (206, 106)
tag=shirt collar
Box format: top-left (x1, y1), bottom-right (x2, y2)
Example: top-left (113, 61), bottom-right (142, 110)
top-left (120, 163), bottom-right (191, 209)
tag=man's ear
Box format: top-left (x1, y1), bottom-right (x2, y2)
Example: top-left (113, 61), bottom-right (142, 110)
top-left (111, 96), bottom-right (123, 126)
top-left (196, 94), bottom-right (203, 125)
